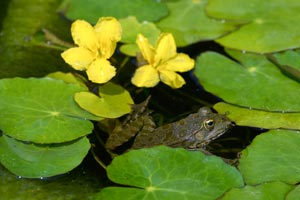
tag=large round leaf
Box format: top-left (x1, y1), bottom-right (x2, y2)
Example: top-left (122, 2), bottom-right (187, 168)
top-left (195, 50), bottom-right (300, 112)
top-left (59, 0), bottom-right (168, 23)
top-left (156, 0), bottom-right (236, 47)
top-left (206, 0), bottom-right (300, 53)
top-left (95, 146), bottom-right (243, 200)
top-left (0, 134), bottom-right (90, 178)
top-left (238, 130), bottom-right (300, 185)
top-left (0, 78), bottom-right (97, 143)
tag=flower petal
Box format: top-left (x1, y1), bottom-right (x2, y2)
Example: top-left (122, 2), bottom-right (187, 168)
top-left (155, 33), bottom-right (177, 64)
top-left (159, 53), bottom-right (195, 72)
top-left (159, 70), bottom-right (186, 89)
top-left (94, 17), bottom-right (122, 59)
top-left (136, 34), bottom-right (155, 65)
top-left (61, 47), bottom-right (96, 70)
top-left (71, 20), bottom-right (98, 52)
top-left (131, 65), bottom-right (159, 87)
top-left (86, 58), bottom-right (116, 84)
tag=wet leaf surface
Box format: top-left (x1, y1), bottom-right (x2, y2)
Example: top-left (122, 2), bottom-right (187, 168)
top-left (96, 146), bottom-right (243, 200)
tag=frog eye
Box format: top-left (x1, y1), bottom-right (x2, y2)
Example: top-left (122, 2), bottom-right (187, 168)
top-left (204, 119), bottom-right (214, 129)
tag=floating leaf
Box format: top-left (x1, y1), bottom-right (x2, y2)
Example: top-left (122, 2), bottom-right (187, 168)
top-left (271, 50), bottom-right (300, 82)
top-left (47, 71), bottom-right (88, 89)
top-left (206, 0), bottom-right (300, 53)
top-left (95, 146), bottom-right (243, 200)
top-left (59, 0), bottom-right (168, 24)
top-left (156, 0), bottom-right (236, 47)
top-left (221, 181), bottom-right (294, 200)
top-left (0, 135), bottom-right (90, 178)
top-left (75, 82), bottom-right (134, 118)
top-left (0, 78), bottom-right (98, 143)
top-left (213, 102), bottom-right (300, 129)
top-left (238, 130), bottom-right (300, 185)
top-left (195, 50), bottom-right (300, 112)
top-left (119, 16), bottom-right (161, 56)
top-left (286, 185), bottom-right (300, 200)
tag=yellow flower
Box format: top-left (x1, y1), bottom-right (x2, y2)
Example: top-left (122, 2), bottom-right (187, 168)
top-left (131, 33), bottom-right (195, 88)
top-left (61, 17), bottom-right (121, 84)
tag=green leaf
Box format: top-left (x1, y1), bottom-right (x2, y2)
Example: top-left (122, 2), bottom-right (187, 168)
top-left (271, 50), bottom-right (300, 82)
top-left (0, 77), bottom-right (98, 143)
top-left (238, 130), bottom-right (300, 185)
top-left (59, 0), bottom-right (168, 24)
top-left (0, 0), bottom-right (72, 78)
top-left (95, 146), bottom-right (243, 200)
top-left (156, 0), bottom-right (236, 47)
top-left (119, 16), bottom-right (161, 56)
top-left (206, 0), bottom-right (300, 53)
top-left (0, 134), bottom-right (90, 178)
top-left (221, 182), bottom-right (294, 200)
top-left (195, 50), bottom-right (300, 112)
top-left (286, 185), bottom-right (300, 200)
top-left (75, 82), bottom-right (134, 118)
top-left (213, 102), bottom-right (300, 129)
top-left (47, 71), bottom-right (88, 89)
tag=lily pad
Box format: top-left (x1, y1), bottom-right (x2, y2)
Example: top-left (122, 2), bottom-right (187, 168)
top-left (59, 0), bottom-right (168, 24)
top-left (0, 134), bottom-right (90, 178)
top-left (221, 181), bottom-right (294, 200)
top-left (0, 77), bottom-right (98, 143)
top-left (286, 185), bottom-right (300, 200)
top-left (95, 146), bottom-right (243, 200)
top-left (206, 0), bottom-right (300, 53)
top-left (238, 130), bottom-right (300, 185)
top-left (47, 71), bottom-right (88, 89)
top-left (213, 102), bottom-right (300, 130)
top-left (156, 0), bottom-right (236, 47)
top-left (271, 50), bottom-right (300, 82)
top-left (119, 16), bottom-right (161, 56)
top-left (75, 82), bottom-right (134, 118)
top-left (195, 50), bottom-right (300, 112)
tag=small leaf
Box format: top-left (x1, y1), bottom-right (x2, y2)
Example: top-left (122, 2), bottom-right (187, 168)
top-left (195, 50), bottom-right (300, 112)
top-left (213, 102), bottom-right (300, 130)
top-left (222, 181), bottom-right (294, 200)
top-left (286, 185), bottom-right (300, 200)
top-left (119, 16), bottom-right (161, 56)
top-left (0, 134), bottom-right (90, 178)
top-left (59, 0), bottom-right (168, 23)
top-left (0, 78), bottom-right (98, 143)
top-left (238, 130), bottom-right (300, 185)
top-left (47, 71), bottom-right (88, 89)
top-left (207, 0), bottom-right (300, 53)
top-left (95, 146), bottom-right (243, 200)
top-left (156, 0), bottom-right (236, 47)
top-left (75, 82), bottom-right (134, 118)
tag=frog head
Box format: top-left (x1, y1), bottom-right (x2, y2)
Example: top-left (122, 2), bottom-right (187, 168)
top-left (192, 107), bottom-right (233, 148)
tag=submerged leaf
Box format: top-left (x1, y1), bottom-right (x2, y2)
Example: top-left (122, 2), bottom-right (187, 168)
top-left (75, 82), bottom-right (134, 118)
top-left (59, 0), bottom-right (168, 23)
top-left (214, 102), bottom-right (300, 130)
top-left (0, 135), bottom-right (90, 178)
top-left (207, 0), bottom-right (300, 53)
top-left (96, 146), bottom-right (243, 200)
top-left (222, 181), bottom-right (294, 200)
top-left (238, 130), bottom-right (300, 185)
top-left (195, 50), bottom-right (300, 112)
top-left (0, 78), bottom-right (97, 143)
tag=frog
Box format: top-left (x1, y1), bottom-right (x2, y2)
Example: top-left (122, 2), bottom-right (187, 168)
top-left (105, 97), bottom-right (233, 153)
